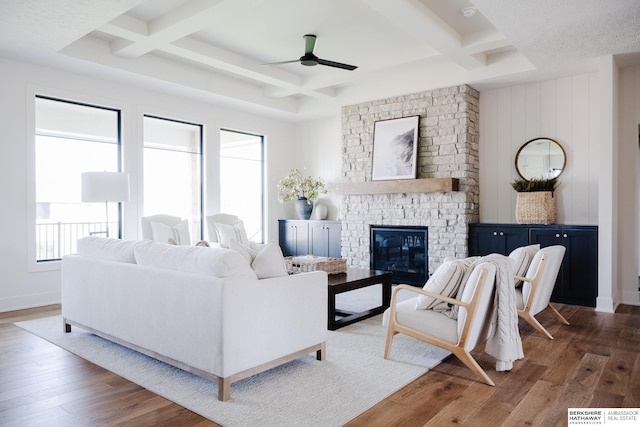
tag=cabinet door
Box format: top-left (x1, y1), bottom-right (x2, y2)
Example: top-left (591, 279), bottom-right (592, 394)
top-left (278, 220), bottom-right (309, 256)
top-left (309, 222), bottom-right (341, 257)
top-left (561, 228), bottom-right (597, 305)
top-left (468, 224), bottom-right (529, 256)
top-left (530, 227), bottom-right (598, 307)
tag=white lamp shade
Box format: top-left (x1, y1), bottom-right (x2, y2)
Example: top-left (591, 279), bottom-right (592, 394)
top-left (81, 172), bottom-right (130, 203)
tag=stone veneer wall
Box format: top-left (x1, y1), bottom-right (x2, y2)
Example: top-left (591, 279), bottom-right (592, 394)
top-left (340, 84), bottom-right (480, 273)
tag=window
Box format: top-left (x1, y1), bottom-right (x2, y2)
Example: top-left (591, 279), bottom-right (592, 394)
top-left (143, 116), bottom-right (203, 242)
top-left (34, 96), bottom-right (121, 262)
top-left (220, 130), bottom-right (264, 243)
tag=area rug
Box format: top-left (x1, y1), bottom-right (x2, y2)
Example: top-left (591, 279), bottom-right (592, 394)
top-left (16, 296), bottom-right (449, 426)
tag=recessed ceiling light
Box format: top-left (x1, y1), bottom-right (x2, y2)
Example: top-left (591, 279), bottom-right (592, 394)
top-left (461, 6), bottom-right (477, 18)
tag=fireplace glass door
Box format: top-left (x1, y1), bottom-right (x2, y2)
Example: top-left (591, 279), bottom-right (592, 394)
top-left (370, 225), bottom-right (428, 286)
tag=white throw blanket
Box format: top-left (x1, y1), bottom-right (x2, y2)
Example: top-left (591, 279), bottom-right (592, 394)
top-left (481, 253), bottom-right (524, 371)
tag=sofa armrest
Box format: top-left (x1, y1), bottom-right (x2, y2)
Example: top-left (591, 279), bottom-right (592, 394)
top-left (218, 271), bottom-right (328, 376)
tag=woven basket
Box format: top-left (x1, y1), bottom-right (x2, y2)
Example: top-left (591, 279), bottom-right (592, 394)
top-left (515, 191), bottom-right (556, 224)
top-left (284, 257), bottom-right (347, 275)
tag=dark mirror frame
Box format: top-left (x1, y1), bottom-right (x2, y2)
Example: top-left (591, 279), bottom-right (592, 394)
top-left (515, 137), bottom-right (567, 180)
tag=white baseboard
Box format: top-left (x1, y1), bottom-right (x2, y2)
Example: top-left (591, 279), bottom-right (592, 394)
top-left (620, 290), bottom-right (640, 306)
top-left (0, 291), bottom-right (61, 313)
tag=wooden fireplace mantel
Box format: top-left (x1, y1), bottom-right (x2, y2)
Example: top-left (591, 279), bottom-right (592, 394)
top-left (337, 178), bottom-right (459, 195)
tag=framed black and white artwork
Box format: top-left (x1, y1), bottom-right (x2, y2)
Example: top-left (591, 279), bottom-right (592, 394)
top-left (371, 116), bottom-right (419, 181)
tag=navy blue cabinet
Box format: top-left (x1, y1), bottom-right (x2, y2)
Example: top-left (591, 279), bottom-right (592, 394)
top-left (529, 226), bottom-right (598, 307)
top-left (468, 223), bottom-right (530, 257)
top-left (468, 223), bottom-right (598, 307)
top-left (278, 220), bottom-right (341, 258)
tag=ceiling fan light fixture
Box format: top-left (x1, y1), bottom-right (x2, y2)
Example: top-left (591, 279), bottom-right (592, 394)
top-left (300, 54), bottom-right (318, 66)
top-left (264, 34), bottom-right (357, 71)
top-left (461, 6), bottom-right (477, 18)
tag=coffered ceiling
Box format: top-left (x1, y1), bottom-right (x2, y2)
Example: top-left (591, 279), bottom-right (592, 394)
top-left (1, 0), bottom-right (639, 120)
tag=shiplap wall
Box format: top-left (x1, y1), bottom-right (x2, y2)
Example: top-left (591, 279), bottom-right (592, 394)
top-left (479, 73), bottom-right (600, 225)
top-left (293, 116), bottom-right (342, 220)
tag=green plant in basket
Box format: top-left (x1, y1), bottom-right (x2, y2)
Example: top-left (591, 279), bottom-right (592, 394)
top-left (511, 177), bottom-right (557, 193)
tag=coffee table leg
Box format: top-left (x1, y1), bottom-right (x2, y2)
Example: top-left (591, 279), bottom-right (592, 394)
top-left (382, 275), bottom-right (392, 309)
top-left (328, 273), bottom-right (393, 330)
top-left (328, 289), bottom-right (337, 330)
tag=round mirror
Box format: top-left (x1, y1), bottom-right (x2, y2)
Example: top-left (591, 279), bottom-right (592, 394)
top-left (515, 137), bottom-right (566, 180)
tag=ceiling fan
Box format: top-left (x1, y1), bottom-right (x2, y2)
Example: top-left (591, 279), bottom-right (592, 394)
top-left (266, 34), bottom-right (358, 71)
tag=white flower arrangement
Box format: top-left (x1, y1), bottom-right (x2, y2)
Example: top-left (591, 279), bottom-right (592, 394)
top-left (278, 168), bottom-right (327, 204)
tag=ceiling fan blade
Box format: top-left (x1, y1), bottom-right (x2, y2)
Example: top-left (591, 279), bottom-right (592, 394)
top-left (263, 59), bottom-right (301, 65)
top-left (304, 34), bottom-right (317, 55)
top-left (316, 58), bottom-right (358, 71)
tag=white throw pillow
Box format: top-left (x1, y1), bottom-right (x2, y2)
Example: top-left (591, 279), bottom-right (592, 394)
top-left (150, 220), bottom-right (191, 245)
top-left (173, 220), bottom-right (191, 245)
top-left (76, 236), bottom-right (142, 263)
top-left (509, 244), bottom-right (540, 286)
top-left (416, 258), bottom-right (471, 311)
top-left (229, 241), bottom-right (288, 279)
top-left (229, 239), bottom-right (258, 264)
top-left (134, 242), bottom-right (257, 279)
top-left (215, 223), bottom-right (239, 247)
top-left (233, 220), bottom-right (250, 245)
top-left (214, 220), bottom-right (250, 247)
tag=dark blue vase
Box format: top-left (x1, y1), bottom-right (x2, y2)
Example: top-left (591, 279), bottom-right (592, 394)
top-left (295, 197), bottom-right (313, 220)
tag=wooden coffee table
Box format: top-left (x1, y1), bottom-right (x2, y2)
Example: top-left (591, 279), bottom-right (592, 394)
top-left (327, 268), bottom-right (393, 330)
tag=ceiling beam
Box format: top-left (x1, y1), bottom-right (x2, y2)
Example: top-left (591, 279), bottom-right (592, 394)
top-left (107, 0), bottom-right (223, 58)
top-left (362, 0), bottom-right (491, 69)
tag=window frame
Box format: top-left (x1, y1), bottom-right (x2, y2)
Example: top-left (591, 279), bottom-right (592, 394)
top-left (28, 93), bottom-right (123, 271)
top-left (143, 114), bottom-right (205, 241)
top-left (219, 128), bottom-right (265, 243)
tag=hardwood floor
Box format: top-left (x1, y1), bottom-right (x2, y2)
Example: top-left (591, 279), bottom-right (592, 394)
top-left (1, 303), bottom-right (638, 426)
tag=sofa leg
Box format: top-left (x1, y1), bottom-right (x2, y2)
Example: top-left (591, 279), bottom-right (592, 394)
top-left (316, 342), bottom-right (326, 361)
top-left (63, 318), bottom-right (71, 333)
top-left (218, 377), bottom-right (231, 401)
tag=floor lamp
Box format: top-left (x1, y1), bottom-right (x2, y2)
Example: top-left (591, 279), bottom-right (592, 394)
top-left (81, 172), bottom-right (130, 237)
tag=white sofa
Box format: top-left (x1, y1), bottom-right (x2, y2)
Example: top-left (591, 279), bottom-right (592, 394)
top-left (61, 237), bottom-right (328, 401)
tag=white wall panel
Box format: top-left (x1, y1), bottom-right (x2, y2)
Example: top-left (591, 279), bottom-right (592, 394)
top-left (293, 116), bottom-right (341, 220)
top-left (479, 73), bottom-right (599, 225)
top-left (588, 73), bottom-right (600, 224)
top-left (479, 90), bottom-right (498, 221)
top-left (497, 87), bottom-right (515, 223)
top-left (571, 74), bottom-right (591, 224)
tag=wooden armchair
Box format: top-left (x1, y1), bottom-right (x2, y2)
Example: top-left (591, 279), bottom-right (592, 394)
top-left (514, 245), bottom-right (569, 339)
top-left (384, 262), bottom-right (497, 386)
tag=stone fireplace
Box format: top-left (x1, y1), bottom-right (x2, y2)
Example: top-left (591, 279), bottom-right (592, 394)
top-left (340, 85), bottom-right (480, 277)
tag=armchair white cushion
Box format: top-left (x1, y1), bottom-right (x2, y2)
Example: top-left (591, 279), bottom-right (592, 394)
top-left (509, 244), bottom-right (540, 286)
top-left (514, 245), bottom-right (569, 339)
top-left (415, 257), bottom-right (476, 311)
top-left (206, 213), bottom-right (249, 247)
top-left (141, 214), bottom-right (191, 245)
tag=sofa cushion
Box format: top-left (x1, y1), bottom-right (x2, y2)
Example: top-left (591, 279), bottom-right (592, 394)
top-left (229, 241), bottom-right (288, 279)
top-left (134, 242), bottom-right (257, 279)
top-left (76, 236), bottom-right (143, 263)
top-left (509, 244), bottom-right (540, 286)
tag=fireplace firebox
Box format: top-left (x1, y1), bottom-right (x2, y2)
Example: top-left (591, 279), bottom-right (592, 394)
top-left (370, 225), bottom-right (428, 286)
